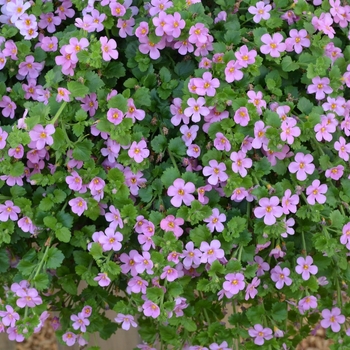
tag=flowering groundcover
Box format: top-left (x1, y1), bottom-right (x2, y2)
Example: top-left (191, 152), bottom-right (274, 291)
top-left (1, 0), bottom-right (350, 349)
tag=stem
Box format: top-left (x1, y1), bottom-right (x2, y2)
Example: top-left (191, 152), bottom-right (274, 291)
top-left (159, 127), bottom-right (180, 172)
top-left (340, 205), bottom-right (345, 216)
top-left (337, 279), bottom-right (342, 306)
top-left (49, 101), bottom-right (67, 125)
top-left (31, 237), bottom-right (51, 281)
top-left (301, 231), bottom-right (307, 255)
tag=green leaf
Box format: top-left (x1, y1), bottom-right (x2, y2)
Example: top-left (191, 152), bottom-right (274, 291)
top-left (103, 61), bottom-right (126, 79)
top-left (46, 247), bottom-right (65, 269)
top-left (85, 71), bottom-right (104, 93)
top-left (120, 204), bottom-right (137, 221)
top-left (10, 162), bottom-right (25, 177)
top-left (174, 61), bottom-right (195, 78)
top-left (329, 210), bottom-right (345, 229)
top-left (67, 81), bottom-right (89, 98)
top-left (271, 302), bottom-right (288, 322)
top-left (168, 137), bottom-right (186, 157)
top-left (151, 134), bottom-right (167, 153)
top-left (182, 318), bottom-right (197, 332)
top-left (189, 225), bottom-right (211, 247)
top-left (107, 94), bottom-right (128, 113)
top-left (56, 227), bottom-right (71, 243)
top-left (0, 249), bottom-right (10, 273)
top-left (72, 139), bottom-right (93, 161)
top-left (39, 197), bottom-right (54, 211)
top-left (159, 67), bottom-right (171, 83)
top-left (160, 167), bottom-right (180, 188)
top-left (32, 273), bottom-right (49, 291)
top-left (133, 87), bottom-right (151, 108)
top-left (281, 56), bottom-right (300, 72)
top-left (17, 260), bottom-right (36, 276)
top-left (146, 287), bottom-right (164, 302)
top-left (60, 275), bottom-right (78, 295)
top-left (297, 97), bottom-right (314, 114)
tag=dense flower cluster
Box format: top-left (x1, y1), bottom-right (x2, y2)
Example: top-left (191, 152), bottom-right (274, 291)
top-left (1, 0), bottom-right (350, 349)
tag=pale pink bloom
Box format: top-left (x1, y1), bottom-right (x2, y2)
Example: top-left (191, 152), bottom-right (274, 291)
top-left (128, 140), bottom-right (149, 163)
top-left (280, 118), bottom-right (300, 144)
top-left (248, 324), bottom-right (273, 345)
top-left (117, 18), bottom-right (135, 38)
top-left (0, 200), bottom-right (21, 221)
top-left (109, 2), bottom-right (126, 17)
top-left (196, 72), bottom-right (220, 97)
top-left (94, 273), bottom-right (111, 287)
top-left (214, 133), bottom-right (231, 151)
top-left (235, 45), bottom-right (257, 68)
top-left (197, 185), bottom-right (212, 204)
top-left (260, 33), bottom-right (286, 58)
top-left (170, 98), bottom-right (189, 126)
top-left (254, 256), bottom-right (270, 276)
top-left (306, 180), bottom-right (328, 205)
top-left (247, 91), bottom-right (266, 115)
top-left (307, 76), bottom-right (333, 100)
top-left (234, 107), bottom-right (250, 126)
top-left (200, 239), bottom-right (224, 264)
top-left (126, 98), bottom-right (145, 122)
top-left (270, 265), bottom-right (292, 289)
top-left (252, 121), bottom-right (268, 149)
top-left (334, 136), bottom-right (350, 161)
top-left (142, 300), bottom-right (160, 318)
top-left (281, 189), bottom-right (299, 214)
top-left (322, 96), bottom-right (345, 116)
top-left (160, 215), bottom-right (184, 237)
top-left (100, 36), bottom-right (119, 61)
top-left (138, 36), bottom-right (166, 60)
top-left (202, 159), bottom-right (228, 185)
top-left (254, 196), bottom-right (283, 225)
top-left (225, 60), bottom-right (243, 83)
top-left (204, 208), bottom-right (226, 233)
top-left (174, 40), bottom-right (194, 55)
top-left (167, 179), bottom-right (195, 207)
top-left (223, 273), bottom-right (245, 295)
top-left (68, 197), bottom-right (87, 216)
top-left (187, 144), bottom-right (201, 158)
top-left (149, 0), bottom-right (173, 16)
top-left (107, 108), bottom-right (124, 125)
top-left (325, 165), bottom-right (344, 180)
top-left (62, 332), bottom-right (76, 346)
top-left (321, 307), bottom-right (345, 332)
top-left (248, 1), bottom-right (271, 23)
top-left (285, 29), bottom-right (310, 54)
top-left (180, 125), bottom-right (199, 146)
top-left (245, 277), bottom-right (260, 300)
top-left (298, 296), bottom-right (318, 314)
top-left (163, 12), bottom-right (185, 38)
top-left (288, 153), bottom-right (315, 181)
top-left (160, 266), bottom-right (178, 282)
top-left (295, 256), bottom-right (318, 280)
top-left (231, 151), bottom-right (252, 177)
top-left (188, 23), bottom-right (209, 44)
top-left (56, 87), bottom-right (70, 102)
top-left (115, 314), bottom-right (137, 330)
top-left (314, 120), bottom-right (334, 142)
top-left (184, 97), bottom-right (209, 122)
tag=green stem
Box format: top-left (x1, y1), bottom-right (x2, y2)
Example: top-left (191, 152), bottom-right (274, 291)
top-left (31, 238), bottom-right (51, 281)
top-left (340, 205), bottom-right (346, 216)
top-left (337, 279), bottom-right (342, 306)
top-left (49, 101), bottom-right (67, 125)
top-left (301, 231), bottom-right (307, 255)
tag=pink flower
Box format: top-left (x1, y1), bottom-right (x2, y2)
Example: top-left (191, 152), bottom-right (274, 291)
top-left (270, 266), bottom-right (292, 289)
top-left (167, 179), bottom-right (195, 207)
top-left (325, 165), bottom-right (344, 180)
top-left (18, 216), bottom-right (35, 234)
top-left (306, 180), bottom-right (327, 205)
top-left (120, 250), bottom-right (140, 276)
top-left (29, 124), bottom-right (55, 150)
top-left (0, 305), bottom-right (19, 327)
top-left (234, 107), bottom-right (250, 127)
top-left (94, 273), bottom-right (111, 287)
top-left (107, 108), bottom-right (124, 125)
top-left (62, 332), bottom-right (76, 346)
top-left (100, 36), bottom-right (119, 61)
top-left (235, 45), bottom-right (256, 68)
top-left (295, 256), bottom-right (318, 280)
top-left (163, 12), bottom-right (185, 38)
top-left (285, 29), bottom-right (310, 54)
top-left (181, 241), bottom-right (202, 268)
top-left (254, 196), bottom-right (283, 226)
top-left (68, 197), bottom-right (87, 216)
top-left (160, 215), bottom-right (184, 237)
top-left (307, 77), bottom-right (333, 100)
top-left (248, 324), bottom-right (273, 345)
top-left (281, 189), bottom-right (299, 214)
top-left (196, 72), bottom-right (220, 97)
top-left (56, 88), bottom-right (70, 102)
top-left (197, 184), bottom-right (212, 205)
top-left (105, 205), bottom-right (123, 229)
top-left (100, 228), bottom-right (123, 251)
top-left (334, 136), bottom-right (350, 161)
top-left (225, 60), bottom-right (243, 83)
top-left (213, 133), bottom-right (231, 151)
top-left (298, 296), bottom-right (318, 314)
top-left (71, 312), bottom-right (90, 332)
top-left (65, 171), bottom-right (83, 191)
top-left (260, 33), bottom-right (286, 58)
top-left (128, 140), bottom-right (150, 163)
top-left (117, 18), bottom-right (135, 38)
top-left (245, 277), bottom-right (260, 300)
top-left (114, 314), bottom-right (137, 330)
top-left (202, 160), bottom-right (228, 185)
top-left (134, 251), bottom-right (154, 274)
top-left (0, 96), bottom-right (16, 119)
top-left (254, 256), bottom-right (270, 276)
top-left (280, 118), bottom-right (301, 144)
top-left (321, 307), bottom-right (345, 332)
top-left (187, 144), bottom-right (201, 158)
top-left (0, 200), bottom-right (21, 221)
top-left (160, 266), bottom-right (179, 282)
top-left (200, 239), bottom-right (224, 264)
top-left (184, 97), bottom-right (209, 122)
top-left (230, 151), bottom-right (252, 177)
top-left (180, 125), bottom-right (199, 146)
top-left (142, 300), bottom-right (160, 318)
top-left (16, 288), bottom-right (42, 308)
top-left (204, 208), bottom-right (226, 233)
top-left (170, 98), bottom-right (189, 125)
top-left (314, 119), bottom-right (335, 142)
top-left (288, 153), bottom-right (315, 181)
top-left (0, 127), bottom-right (8, 149)
top-left (8, 145), bottom-right (24, 159)
top-left (138, 36), bottom-right (166, 60)
top-left (340, 222), bottom-right (350, 247)
top-left (222, 273), bottom-right (245, 295)
top-left (247, 91), bottom-right (266, 115)
top-left (248, 1), bottom-right (271, 23)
